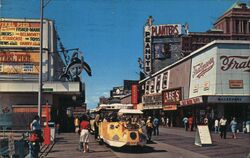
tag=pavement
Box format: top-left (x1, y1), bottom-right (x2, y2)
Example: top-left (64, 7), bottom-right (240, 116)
top-left (45, 127), bottom-right (250, 158)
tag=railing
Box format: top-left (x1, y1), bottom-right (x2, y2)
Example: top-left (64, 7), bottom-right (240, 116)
top-left (0, 129), bottom-right (30, 158)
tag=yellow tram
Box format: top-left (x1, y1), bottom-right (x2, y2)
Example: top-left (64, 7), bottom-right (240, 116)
top-left (97, 105), bottom-right (147, 147)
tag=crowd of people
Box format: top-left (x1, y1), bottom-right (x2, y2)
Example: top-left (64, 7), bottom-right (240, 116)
top-left (181, 115), bottom-right (249, 139)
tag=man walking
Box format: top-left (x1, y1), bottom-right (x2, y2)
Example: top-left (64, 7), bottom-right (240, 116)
top-left (219, 116), bottom-right (227, 139)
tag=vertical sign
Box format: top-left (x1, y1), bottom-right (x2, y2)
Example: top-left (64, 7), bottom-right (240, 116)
top-left (131, 84), bottom-right (138, 109)
top-left (144, 25), bottom-right (152, 75)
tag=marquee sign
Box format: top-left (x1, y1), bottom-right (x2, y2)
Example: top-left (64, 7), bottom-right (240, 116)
top-left (0, 21), bottom-right (40, 47)
top-left (0, 51), bottom-right (39, 74)
top-left (162, 88), bottom-right (181, 105)
top-left (0, 52), bottom-right (38, 63)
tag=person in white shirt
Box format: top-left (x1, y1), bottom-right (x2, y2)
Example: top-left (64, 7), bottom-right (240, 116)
top-left (219, 116), bottom-right (227, 139)
top-left (214, 118), bottom-right (219, 133)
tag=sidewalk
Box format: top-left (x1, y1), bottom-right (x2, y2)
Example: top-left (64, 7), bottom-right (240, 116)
top-left (45, 133), bottom-right (117, 158)
top-left (154, 127), bottom-right (250, 158)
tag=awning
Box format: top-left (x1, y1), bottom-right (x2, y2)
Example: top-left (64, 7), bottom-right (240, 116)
top-left (179, 96), bottom-right (203, 107)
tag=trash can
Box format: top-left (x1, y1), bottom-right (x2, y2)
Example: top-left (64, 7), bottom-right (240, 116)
top-left (246, 121), bottom-right (250, 133)
top-left (48, 122), bottom-right (56, 141)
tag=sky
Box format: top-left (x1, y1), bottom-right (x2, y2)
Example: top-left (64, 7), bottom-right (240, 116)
top-left (1, 0), bottom-right (248, 109)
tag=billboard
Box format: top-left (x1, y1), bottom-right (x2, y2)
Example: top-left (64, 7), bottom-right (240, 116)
top-left (216, 45), bottom-right (250, 95)
top-left (143, 22), bottom-right (182, 75)
top-left (0, 51), bottom-right (39, 74)
top-left (0, 21), bottom-right (40, 47)
top-left (189, 42), bottom-right (250, 98)
top-left (189, 47), bottom-right (217, 98)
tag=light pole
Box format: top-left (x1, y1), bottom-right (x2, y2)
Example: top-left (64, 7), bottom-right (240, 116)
top-left (38, 0), bottom-right (44, 120)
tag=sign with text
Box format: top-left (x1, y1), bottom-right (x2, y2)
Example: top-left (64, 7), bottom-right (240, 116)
top-left (0, 21), bottom-right (40, 47)
top-left (151, 24), bottom-right (182, 37)
top-left (0, 51), bottom-right (39, 74)
top-left (229, 80), bottom-right (243, 89)
top-left (162, 88), bottom-right (181, 105)
top-left (131, 84), bottom-right (138, 108)
top-left (144, 25), bottom-right (152, 75)
top-left (0, 52), bottom-right (39, 63)
top-left (195, 125), bottom-right (212, 147)
top-left (180, 96), bottom-right (203, 106)
top-left (207, 96), bottom-right (250, 103)
top-left (163, 105), bottom-right (177, 111)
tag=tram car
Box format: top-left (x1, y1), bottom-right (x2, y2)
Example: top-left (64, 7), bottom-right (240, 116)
top-left (98, 107), bottom-right (147, 147)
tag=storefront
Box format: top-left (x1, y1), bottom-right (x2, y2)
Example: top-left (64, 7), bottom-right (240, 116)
top-left (140, 40), bottom-right (250, 127)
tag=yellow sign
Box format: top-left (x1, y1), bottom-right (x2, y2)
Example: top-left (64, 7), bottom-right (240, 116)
top-left (0, 21), bottom-right (40, 47)
top-left (0, 51), bottom-right (39, 74)
top-left (0, 52), bottom-right (39, 63)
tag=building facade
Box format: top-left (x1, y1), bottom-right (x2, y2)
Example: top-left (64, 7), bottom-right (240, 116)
top-left (140, 40), bottom-right (250, 127)
top-left (0, 18), bottom-right (85, 130)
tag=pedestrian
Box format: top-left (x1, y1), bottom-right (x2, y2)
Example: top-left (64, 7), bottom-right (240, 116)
top-left (161, 116), bottom-right (165, 127)
top-left (214, 118), bottom-right (219, 133)
top-left (29, 115), bottom-right (43, 158)
top-left (204, 116), bottom-right (208, 125)
top-left (166, 117), bottom-right (170, 127)
top-left (79, 115), bottom-right (90, 153)
top-left (182, 116), bottom-right (188, 131)
top-left (230, 117), bottom-right (237, 139)
top-left (219, 116), bottom-right (227, 139)
top-left (153, 117), bottom-right (159, 136)
top-left (74, 117), bottom-right (80, 133)
top-left (188, 116), bottom-right (194, 131)
top-left (94, 114), bottom-right (100, 139)
top-left (146, 116), bottom-right (153, 142)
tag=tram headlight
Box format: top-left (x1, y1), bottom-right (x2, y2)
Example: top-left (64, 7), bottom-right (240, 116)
top-left (130, 132), bottom-right (137, 140)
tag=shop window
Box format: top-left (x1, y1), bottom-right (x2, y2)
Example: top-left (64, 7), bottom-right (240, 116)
top-left (23, 64), bottom-right (34, 72)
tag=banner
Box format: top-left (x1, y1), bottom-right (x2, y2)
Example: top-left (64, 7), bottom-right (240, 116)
top-left (0, 21), bottom-right (40, 47)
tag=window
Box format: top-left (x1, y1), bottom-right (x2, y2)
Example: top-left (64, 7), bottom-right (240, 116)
top-left (150, 78), bottom-right (155, 93)
top-left (156, 75), bottom-right (161, 93)
top-left (145, 81), bottom-right (150, 94)
top-left (23, 64), bottom-right (34, 72)
top-left (162, 72), bottom-right (168, 90)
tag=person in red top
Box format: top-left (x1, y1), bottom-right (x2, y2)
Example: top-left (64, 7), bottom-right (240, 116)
top-left (79, 115), bottom-right (90, 153)
top-left (188, 116), bottom-right (194, 131)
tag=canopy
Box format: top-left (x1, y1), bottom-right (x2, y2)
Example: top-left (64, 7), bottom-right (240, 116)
top-left (118, 109), bottom-right (143, 115)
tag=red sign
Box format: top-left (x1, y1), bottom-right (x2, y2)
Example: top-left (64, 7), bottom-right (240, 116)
top-left (180, 97), bottom-right (203, 106)
top-left (131, 84), bottom-right (138, 109)
top-left (229, 80), bottom-right (243, 89)
top-left (162, 88), bottom-right (181, 105)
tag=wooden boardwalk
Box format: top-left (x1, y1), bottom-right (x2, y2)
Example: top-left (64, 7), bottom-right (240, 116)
top-left (45, 133), bottom-right (117, 158)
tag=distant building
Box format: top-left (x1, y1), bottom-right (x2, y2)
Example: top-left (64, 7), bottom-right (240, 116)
top-left (182, 2), bottom-right (250, 55)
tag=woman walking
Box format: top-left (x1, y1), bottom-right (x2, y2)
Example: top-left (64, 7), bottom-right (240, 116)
top-left (230, 117), bottom-right (237, 139)
top-left (79, 115), bottom-right (90, 153)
